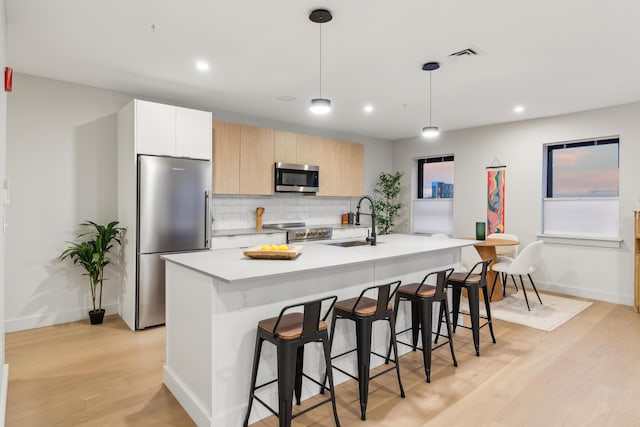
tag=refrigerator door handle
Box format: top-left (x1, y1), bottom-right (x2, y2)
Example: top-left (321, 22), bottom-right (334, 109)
top-left (205, 190), bottom-right (211, 248)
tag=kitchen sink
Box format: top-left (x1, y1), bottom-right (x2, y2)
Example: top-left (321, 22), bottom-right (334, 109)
top-left (326, 240), bottom-right (375, 247)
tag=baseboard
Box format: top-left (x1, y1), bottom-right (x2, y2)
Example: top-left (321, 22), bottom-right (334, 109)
top-left (163, 365), bottom-right (208, 426)
top-left (5, 303), bottom-right (119, 332)
top-left (0, 364), bottom-right (8, 426)
top-left (536, 281), bottom-right (632, 306)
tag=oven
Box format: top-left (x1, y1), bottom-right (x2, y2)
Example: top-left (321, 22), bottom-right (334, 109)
top-left (263, 222), bottom-right (332, 243)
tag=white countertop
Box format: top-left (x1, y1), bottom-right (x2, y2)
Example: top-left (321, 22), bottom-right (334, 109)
top-left (163, 233), bottom-right (477, 283)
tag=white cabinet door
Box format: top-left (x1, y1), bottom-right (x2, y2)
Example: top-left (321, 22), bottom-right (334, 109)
top-left (211, 235), bottom-right (253, 249)
top-left (135, 100), bottom-right (176, 155)
top-left (176, 107), bottom-right (212, 160)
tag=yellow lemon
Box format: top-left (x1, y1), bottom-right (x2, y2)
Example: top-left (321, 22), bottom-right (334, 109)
top-left (278, 245), bottom-right (289, 251)
top-left (270, 244), bottom-right (279, 250)
top-left (260, 245), bottom-right (270, 251)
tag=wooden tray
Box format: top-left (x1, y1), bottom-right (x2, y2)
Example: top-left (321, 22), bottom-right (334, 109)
top-left (243, 245), bottom-right (304, 260)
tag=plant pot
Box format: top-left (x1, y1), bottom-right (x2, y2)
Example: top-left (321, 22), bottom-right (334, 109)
top-left (89, 309), bottom-right (106, 325)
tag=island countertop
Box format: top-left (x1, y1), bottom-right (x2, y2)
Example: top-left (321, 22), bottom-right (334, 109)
top-left (162, 233), bottom-right (477, 283)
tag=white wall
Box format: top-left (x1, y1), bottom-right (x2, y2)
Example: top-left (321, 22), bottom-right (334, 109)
top-left (5, 74), bottom-right (392, 332)
top-left (393, 103), bottom-right (640, 306)
top-left (6, 74), bottom-right (130, 331)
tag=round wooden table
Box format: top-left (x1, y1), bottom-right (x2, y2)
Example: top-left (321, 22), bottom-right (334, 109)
top-left (465, 238), bottom-right (519, 302)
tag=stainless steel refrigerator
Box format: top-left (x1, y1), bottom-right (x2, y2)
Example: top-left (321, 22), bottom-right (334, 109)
top-left (137, 155), bottom-right (211, 329)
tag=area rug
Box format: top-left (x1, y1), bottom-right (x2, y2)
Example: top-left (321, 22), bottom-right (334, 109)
top-left (462, 291), bottom-right (592, 332)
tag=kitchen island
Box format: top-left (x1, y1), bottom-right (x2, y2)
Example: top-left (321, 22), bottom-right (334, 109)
top-left (162, 233), bottom-right (475, 426)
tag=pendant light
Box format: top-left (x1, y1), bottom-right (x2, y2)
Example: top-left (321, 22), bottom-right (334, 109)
top-left (422, 62), bottom-right (440, 138)
top-left (309, 9), bottom-right (332, 114)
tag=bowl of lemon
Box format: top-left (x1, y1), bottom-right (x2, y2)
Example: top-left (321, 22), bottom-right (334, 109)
top-left (243, 243), bottom-right (303, 260)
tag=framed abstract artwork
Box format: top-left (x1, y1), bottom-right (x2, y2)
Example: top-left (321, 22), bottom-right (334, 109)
top-left (487, 166), bottom-right (506, 234)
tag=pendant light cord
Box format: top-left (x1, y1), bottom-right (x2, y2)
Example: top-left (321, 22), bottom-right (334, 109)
top-left (428, 71), bottom-right (432, 126)
top-left (318, 24), bottom-right (323, 98)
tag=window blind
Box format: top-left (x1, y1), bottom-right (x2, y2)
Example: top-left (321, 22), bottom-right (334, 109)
top-left (543, 197), bottom-right (618, 238)
top-left (412, 199), bottom-right (454, 235)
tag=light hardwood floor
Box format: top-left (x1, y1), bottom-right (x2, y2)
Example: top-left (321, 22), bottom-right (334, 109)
top-left (6, 295), bottom-right (640, 426)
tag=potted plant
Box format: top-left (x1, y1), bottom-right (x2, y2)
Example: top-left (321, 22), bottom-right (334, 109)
top-left (60, 220), bottom-right (125, 324)
top-left (374, 171), bottom-right (404, 235)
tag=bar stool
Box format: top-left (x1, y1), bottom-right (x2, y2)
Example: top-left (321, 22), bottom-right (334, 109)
top-left (321, 281), bottom-right (405, 421)
top-left (243, 296), bottom-right (340, 427)
top-left (446, 259), bottom-right (496, 356)
top-left (389, 267), bottom-right (457, 383)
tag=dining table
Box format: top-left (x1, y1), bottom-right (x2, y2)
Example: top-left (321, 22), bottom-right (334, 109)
top-left (465, 238), bottom-right (520, 302)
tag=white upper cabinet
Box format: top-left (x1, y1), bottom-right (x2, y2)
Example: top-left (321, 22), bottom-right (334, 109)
top-left (135, 100), bottom-right (212, 160)
top-left (176, 106), bottom-right (212, 159)
top-left (136, 100), bottom-right (175, 156)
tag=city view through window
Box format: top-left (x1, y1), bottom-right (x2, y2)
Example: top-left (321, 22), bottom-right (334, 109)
top-left (422, 160), bottom-right (454, 198)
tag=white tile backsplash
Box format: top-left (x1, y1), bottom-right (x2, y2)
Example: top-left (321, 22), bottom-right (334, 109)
top-left (212, 194), bottom-right (360, 229)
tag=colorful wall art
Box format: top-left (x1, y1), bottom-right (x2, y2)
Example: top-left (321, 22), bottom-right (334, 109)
top-left (487, 167), bottom-right (505, 234)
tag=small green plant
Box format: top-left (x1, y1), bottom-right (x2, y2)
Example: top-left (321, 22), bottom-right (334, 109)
top-left (60, 221), bottom-right (125, 314)
top-left (374, 171), bottom-right (404, 235)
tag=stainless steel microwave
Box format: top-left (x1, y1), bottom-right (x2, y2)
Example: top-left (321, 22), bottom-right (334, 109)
top-left (274, 162), bottom-right (319, 193)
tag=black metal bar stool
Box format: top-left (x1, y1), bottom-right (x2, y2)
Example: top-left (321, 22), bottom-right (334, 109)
top-left (243, 296), bottom-right (340, 427)
top-left (389, 267), bottom-right (457, 383)
top-left (321, 281), bottom-right (405, 421)
top-left (444, 258), bottom-right (496, 357)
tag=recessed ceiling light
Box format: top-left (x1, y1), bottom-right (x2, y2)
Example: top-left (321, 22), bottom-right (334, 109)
top-left (514, 105), bottom-right (525, 113)
top-left (364, 104), bottom-right (374, 113)
top-left (195, 61), bottom-right (209, 72)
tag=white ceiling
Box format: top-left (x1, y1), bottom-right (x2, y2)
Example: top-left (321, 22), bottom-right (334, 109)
top-left (6, 0), bottom-right (640, 140)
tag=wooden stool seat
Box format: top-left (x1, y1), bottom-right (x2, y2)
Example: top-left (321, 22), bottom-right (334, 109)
top-left (334, 297), bottom-right (392, 316)
top-left (448, 272), bottom-right (482, 284)
top-left (397, 283), bottom-right (436, 298)
top-left (258, 313), bottom-right (327, 340)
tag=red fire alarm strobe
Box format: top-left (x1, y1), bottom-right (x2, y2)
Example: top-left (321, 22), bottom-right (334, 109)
top-left (4, 67), bottom-right (13, 92)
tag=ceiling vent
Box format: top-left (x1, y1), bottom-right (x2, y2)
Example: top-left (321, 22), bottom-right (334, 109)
top-left (449, 48), bottom-right (478, 58)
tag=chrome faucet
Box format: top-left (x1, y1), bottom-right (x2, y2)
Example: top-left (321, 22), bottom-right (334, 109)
top-left (355, 195), bottom-right (377, 246)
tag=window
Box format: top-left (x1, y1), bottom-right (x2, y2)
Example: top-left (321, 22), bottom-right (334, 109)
top-left (413, 156), bottom-right (454, 235)
top-left (543, 137), bottom-right (619, 238)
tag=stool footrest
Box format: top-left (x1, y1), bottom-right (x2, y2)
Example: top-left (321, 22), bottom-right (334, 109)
top-left (253, 378), bottom-right (278, 392)
top-left (331, 364), bottom-right (359, 382)
top-left (396, 334), bottom-right (453, 353)
top-left (330, 349), bottom-right (400, 382)
top-left (252, 372), bottom-right (337, 421)
top-left (253, 395), bottom-right (279, 418)
top-left (252, 394), bottom-right (336, 421)
top-left (330, 347), bottom-right (357, 360)
top-left (369, 365), bottom-right (399, 381)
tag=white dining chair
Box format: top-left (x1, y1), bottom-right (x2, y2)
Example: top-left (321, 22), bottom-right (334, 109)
top-left (487, 233), bottom-right (519, 263)
top-left (490, 241), bottom-right (544, 310)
